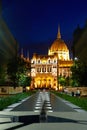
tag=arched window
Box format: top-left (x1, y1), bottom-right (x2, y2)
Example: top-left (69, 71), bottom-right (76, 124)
top-left (38, 60), bottom-right (40, 64)
top-left (48, 60), bottom-right (50, 63)
top-left (54, 59), bottom-right (56, 63)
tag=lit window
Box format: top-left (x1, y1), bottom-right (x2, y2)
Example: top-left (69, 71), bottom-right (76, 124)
top-left (33, 60), bottom-right (35, 64)
top-left (47, 67), bottom-right (51, 72)
top-left (37, 68), bottom-right (41, 72)
top-left (48, 60), bottom-right (50, 63)
top-left (38, 60), bottom-right (40, 64)
top-left (39, 68), bottom-right (41, 72)
top-left (54, 60), bottom-right (56, 63)
top-left (42, 67), bottom-right (44, 72)
top-left (37, 68), bottom-right (39, 72)
top-left (53, 66), bottom-right (56, 68)
top-left (50, 67), bottom-right (52, 72)
top-left (54, 83), bottom-right (56, 86)
top-left (42, 67), bottom-right (46, 72)
top-left (44, 67), bottom-right (46, 72)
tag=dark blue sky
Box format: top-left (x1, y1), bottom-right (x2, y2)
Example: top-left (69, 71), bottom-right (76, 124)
top-left (2, 0), bottom-right (87, 57)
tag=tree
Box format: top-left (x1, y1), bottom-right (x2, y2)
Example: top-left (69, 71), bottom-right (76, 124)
top-left (0, 65), bottom-right (6, 85)
top-left (58, 75), bottom-right (66, 86)
top-left (18, 58), bottom-right (31, 88)
top-left (72, 21), bottom-right (87, 64)
top-left (65, 76), bottom-right (70, 86)
top-left (7, 57), bottom-right (27, 88)
top-left (7, 58), bottom-right (19, 88)
top-left (19, 74), bottom-right (31, 87)
top-left (58, 75), bottom-right (71, 87)
top-left (72, 24), bottom-right (83, 59)
top-left (7, 56), bottom-right (31, 89)
top-left (71, 60), bottom-right (87, 87)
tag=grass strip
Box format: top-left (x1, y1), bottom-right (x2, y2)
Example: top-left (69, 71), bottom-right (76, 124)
top-left (0, 91), bottom-right (36, 110)
top-left (52, 91), bottom-right (87, 111)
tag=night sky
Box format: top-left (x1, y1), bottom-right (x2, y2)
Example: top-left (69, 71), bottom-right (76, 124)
top-left (2, 0), bottom-right (87, 58)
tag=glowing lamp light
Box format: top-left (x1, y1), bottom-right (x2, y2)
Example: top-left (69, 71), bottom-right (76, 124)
top-left (26, 86), bottom-right (30, 90)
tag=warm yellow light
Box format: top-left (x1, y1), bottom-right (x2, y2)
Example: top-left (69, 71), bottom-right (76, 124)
top-left (27, 73), bottom-right (30, 76)
top-left (59, 85), bottom-right (63, 90)
top-left (42, 59), bottom-right (46, 63)
top-left (26, 86), bottom-right (30, 90)
top-left (55, 87), bottom-right (58, 91)
top-left (38, 80), bottom-right (40, 85)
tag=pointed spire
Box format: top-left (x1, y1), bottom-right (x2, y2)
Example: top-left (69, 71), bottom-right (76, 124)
top-left (57, 25), bottom-right (61, 39)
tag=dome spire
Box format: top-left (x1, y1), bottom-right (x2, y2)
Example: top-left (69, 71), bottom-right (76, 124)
top-left (57, 25), bottom-right (61, 39)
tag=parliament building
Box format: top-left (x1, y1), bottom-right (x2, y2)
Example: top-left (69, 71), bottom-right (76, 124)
top-left (31, 27), bottom-right (73, 90)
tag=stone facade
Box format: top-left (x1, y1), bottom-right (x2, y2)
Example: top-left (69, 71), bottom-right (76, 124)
top-left (31, 27), bottom-right (73, 90)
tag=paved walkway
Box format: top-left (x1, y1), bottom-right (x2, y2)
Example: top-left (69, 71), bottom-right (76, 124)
top-left (16, 112), bottom-right (87, 130)
top-left (0, 111), bottom-right (87, 130)
top-left (0, 91), bottom-right (87, 129)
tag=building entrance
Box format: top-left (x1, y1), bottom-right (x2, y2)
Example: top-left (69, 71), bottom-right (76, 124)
top-left (34, 78), bottom-right (52, 89)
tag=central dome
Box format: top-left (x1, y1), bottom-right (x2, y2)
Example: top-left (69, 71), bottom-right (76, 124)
top-left (48, 26), bottom-right (70, 60)
top-left (50, 38), bottom-right (68, 51)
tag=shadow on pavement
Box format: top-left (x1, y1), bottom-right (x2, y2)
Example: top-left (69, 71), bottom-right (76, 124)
top-left (47, 116), bottom-right (87, 125)
top-left (4, 115), bottom-right (40, 130)
top-left (3, 115), bottom-right (87, 130)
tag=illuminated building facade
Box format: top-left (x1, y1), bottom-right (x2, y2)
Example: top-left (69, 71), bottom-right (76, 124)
top-left (31, 26), bottom-right (73, 90)
top-left (31, 53), bottom-right (58, 89)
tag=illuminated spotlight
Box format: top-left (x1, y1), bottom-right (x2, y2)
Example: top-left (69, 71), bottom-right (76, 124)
top-left (46, 107), bottom-right (52, 109)
top-left (47, 110), bottom-right (53, 112)
top-left (37, 101), bottom-right (42, 104)
top-left (35, 106), bottom-right (41, 109)
top-left (74, 57), bottom-right (78, 60)
top-left (36, 104), bottom-right (42, 106)
top-left (34, 110), bottom-right (40, 112)
top-left (45, 104), bottom-right (51, 106)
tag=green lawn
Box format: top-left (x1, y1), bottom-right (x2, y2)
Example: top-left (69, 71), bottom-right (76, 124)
top-left (0, 91), bottom-right (36, 110)
top-left (52, 91), bottom-right (87, 111)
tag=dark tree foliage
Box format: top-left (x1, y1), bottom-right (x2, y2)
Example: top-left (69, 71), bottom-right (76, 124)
top-left (19, 75), bottom-right (31, 87)
top-left (0, 65), bottom-right (6, 85)
top-left (72, 24), bottom-right (83, 59)
top-left (7, 57), bottom-right (27, 88)
top-left (58, 75), bottom-right (70, 86)
top-left (71, 60), bottom-right (87, 87)
top-left (72, 20), bottom-right (87, 64)
top-left (7, 58), bottom-right (19, 88)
